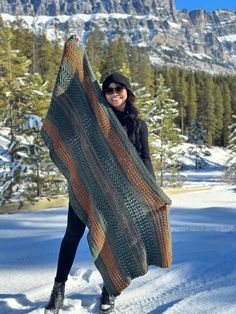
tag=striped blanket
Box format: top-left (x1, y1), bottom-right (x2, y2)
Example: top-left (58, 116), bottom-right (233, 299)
top-left (40, 35), bottom-right (172, 296)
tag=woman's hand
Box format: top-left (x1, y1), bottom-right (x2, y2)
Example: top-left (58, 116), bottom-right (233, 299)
top-left (71, 33), bottom-right (80, 43)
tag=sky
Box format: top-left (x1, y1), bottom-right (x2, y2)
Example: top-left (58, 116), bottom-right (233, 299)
top-left (175, 0), bottom-right (236, 12)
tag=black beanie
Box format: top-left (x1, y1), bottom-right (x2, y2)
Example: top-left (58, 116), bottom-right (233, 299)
top-left (102, 72), bottom-right (134, 97)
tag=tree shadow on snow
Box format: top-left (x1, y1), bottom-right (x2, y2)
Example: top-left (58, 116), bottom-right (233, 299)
top-left (0, 293), bottom-right (44, 313)
top-left (230, 187), bottom-right (236, 193)
top-left (148, 298), bottom-right (183, 313)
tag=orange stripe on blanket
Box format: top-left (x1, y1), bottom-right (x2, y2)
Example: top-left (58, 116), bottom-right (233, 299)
top-left (80, 133), bottom-right (148, 274)
top-left (48, 90), bottom-right (148, 276)
top-left (152, 205), bottom-right (172, 268)
top-left (82, 81), bottom-right (165, 210)
top-left (42, 117), bottom-right (127, 291)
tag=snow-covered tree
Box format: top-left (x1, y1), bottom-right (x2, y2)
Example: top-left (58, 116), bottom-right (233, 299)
top-left (132, 84), bottom-right (151, 121)
top-left (22, 114), bottom-right (67, 200)
top-left (0, 30), bottom-right (32, 203)
top-left (144, 74), bottom-right (186, 186)
top-left (0, 30), bottom-right (66, 205)
top-left (188, 120), bottom-right (208, 169)
top-left (225, 114), bottom-right (236, 183)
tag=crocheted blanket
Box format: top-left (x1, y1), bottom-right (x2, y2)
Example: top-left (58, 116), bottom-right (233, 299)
top-left (40, 35), bottom-right (172, 296)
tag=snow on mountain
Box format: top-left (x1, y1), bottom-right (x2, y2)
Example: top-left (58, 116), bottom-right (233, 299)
top-left (1, 0), bottom-right (236, 74)
top-left (218, 34), bottom-right (236, 43)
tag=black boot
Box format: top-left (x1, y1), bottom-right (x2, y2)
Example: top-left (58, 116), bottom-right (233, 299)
top-left (44, 281), bottom-right (65, 314)
top-left (100, 286), bottom-right (116, 314)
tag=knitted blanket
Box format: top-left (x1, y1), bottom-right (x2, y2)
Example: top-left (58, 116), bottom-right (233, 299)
top-left (40, 35), bottom-right (172, 296)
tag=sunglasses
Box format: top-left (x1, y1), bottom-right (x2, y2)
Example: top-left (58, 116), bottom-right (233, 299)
top-left (104, 86), bottom-right (125, 95)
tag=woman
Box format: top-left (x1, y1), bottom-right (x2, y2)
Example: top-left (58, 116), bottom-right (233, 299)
top-left (44, 72), bottom-right (156, 314)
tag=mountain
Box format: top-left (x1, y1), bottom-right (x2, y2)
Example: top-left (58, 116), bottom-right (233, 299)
top-left (0, 0), bottom-right (177, 17)
top-left (0, 0), bottom-right (236, 74)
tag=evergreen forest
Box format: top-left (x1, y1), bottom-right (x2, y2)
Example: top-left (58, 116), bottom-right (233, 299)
top-left (0, 23), bottom-right (235, 147)
top-left (0, 20), bottom-right (236, 203)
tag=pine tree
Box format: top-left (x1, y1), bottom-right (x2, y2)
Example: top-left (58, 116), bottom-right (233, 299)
top-left (214, 83), bottom-right (224, 145)
top-left (129, 46), bottom-right (140, 84)
top-left (0, 30), bottom-right (66, 204)
top-left (188, 120), bottom-right (208, 169)
top-left (178, 70), bottom-right (188, 134)
top-left (11, 25), bottom-right (34, 66)
top-left (188, 120), bottom-right (207, 146)
top-left (225, 114), bottom-right (236, 183)
top-left (222, 82), bottom-right (232, 146)
top-left (100, 37), bottom-right (130, 82)
top-left (0, 31), bottom-right (33, 203)
top-left (132, 84), bottom-right (152, 123)
top-left (230, 78), bottom-right (236, 114)
top-left (128, 46), bottom-right (153, 93)
top-left (139, 49), bottom-right (154, 93)
top-left (36, 32), bottom-right (63, 89)
top-left (86, 27), bottom-right (105, 82)
top-left (145, 74), bottom-right (185, 187)
top-left (195, 71), bottom-right (205, 123)
top-left (186, 71), bottom-right (197, 130)
top-left (161, 66), bottom-right (173, 98)
top-left (10, 25), bottom-right (63, 90)
top-left (23, 114), bottom-right (67, 200)
top-left (203, 76), bottom-right (215, 146)
top-left (171, 67), bottom-right (181, 128)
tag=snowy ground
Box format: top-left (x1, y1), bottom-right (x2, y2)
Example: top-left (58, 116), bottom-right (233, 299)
top-left (0, 167), bottom-right (236, 314)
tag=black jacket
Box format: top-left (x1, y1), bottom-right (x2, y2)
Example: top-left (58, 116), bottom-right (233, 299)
top-left (112, 108), bottom-right (156, 180)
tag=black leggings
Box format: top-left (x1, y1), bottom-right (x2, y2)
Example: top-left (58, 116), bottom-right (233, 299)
top-left (55, 203), bottom-right (86, 283)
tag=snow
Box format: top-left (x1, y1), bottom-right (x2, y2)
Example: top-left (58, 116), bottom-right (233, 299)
top-left (149, 55), bottom-right (164, 65)
top-left (31, 90), bottom-right (44, 96)
top-left (35, 15), bottom-right (70, 24)
top-left (16, 77), bottom-right (26, 86)
top-left (231, 54), bottom-right (236, 64)
top-left (0, 13), bottom-right (15, 23)
top-left (0, 146), bottom-right (236, 313)
top-left (161, 45), bottom-right (175, 51)
top-left (0, 12), bottom-right (148, 42)
top-left (167, 21), bottom-right (181, 29)
top-left (25, 115), bottom-right (43, 129)
top-left (176, 143), bottom-right (230, 170)
top-left (218, 34), bottom-right (236, 43)
top-left (137, 42), bottom-right (148, 47)
top-left (0, 12), bottom-right (147, 26)
top-left (185, 50), bottom-right (213, 60)
top-left (0, 12), bottom-right (163, 23)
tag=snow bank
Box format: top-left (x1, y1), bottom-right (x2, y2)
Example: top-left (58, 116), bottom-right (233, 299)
top-left (0, 176), bottom-right (236, 313)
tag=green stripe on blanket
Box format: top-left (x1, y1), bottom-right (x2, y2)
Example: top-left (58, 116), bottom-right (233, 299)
top-left (40, 35), bottom-right (172, 296)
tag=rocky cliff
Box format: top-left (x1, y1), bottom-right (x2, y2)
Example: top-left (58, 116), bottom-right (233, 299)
top-left (0, 0), bottom-right (176, 17)
top-left (0, 0), bottom-right (236, 74)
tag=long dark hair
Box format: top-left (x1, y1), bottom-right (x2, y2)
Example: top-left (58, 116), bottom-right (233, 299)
top-left (122, 89), bottom-right (142, 154)
top-left (102, 72), bottom-right (142, 154)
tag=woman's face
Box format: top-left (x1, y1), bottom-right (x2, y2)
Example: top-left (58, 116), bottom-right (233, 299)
top-left (104, 82), bottom-right (128, 112)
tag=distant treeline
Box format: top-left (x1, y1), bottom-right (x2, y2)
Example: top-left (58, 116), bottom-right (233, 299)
top-left (1, 19), bottom-right (235, 147)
